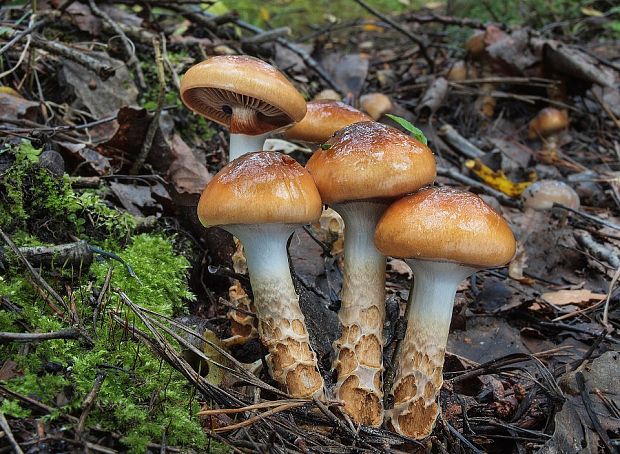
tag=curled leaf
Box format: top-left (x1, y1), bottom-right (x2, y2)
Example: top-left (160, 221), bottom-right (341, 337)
top-left (385, 114), bottom-right (428, 145)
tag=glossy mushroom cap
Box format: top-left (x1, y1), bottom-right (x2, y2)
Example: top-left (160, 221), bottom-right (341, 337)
top-left (522, 180), bottom-right (580, 211)
top-left (180, 56), bottom-right (307, 135)
top-left (528, 107), bottom-right (569, 139)
top-left (375, 186), bottom-right (516, 268)
top-left (359, 93), bottom-right (392, 120)
top-left (283, 100), bottom-right (371, 143)
top-left (198, 152), bottom-right (322, 227)
top-left (306, 121), bottom-right (436, 204)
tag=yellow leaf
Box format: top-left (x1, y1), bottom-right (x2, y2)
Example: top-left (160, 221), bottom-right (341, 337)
top-left (259, 7), bottom-right (270, 22)
top-left (202, 328), bottom-right (233, 386)
top-left (0, 86), bottom-right (21, 98)
top-left (465, 159), bottom-right (536, 197)
top-left (362, 23), bottom-right (385, 32)
top-left (581, 6), bottom-right (604, 17)
top-left (542, 289), bottom-right (606, 307)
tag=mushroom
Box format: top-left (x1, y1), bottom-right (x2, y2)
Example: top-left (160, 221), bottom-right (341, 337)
top-left (527, 107), bottom-right (569, 163)
top-left (509, 179), bottom-right (580, 280)
top-left (180, 55), bottom-right (307, 161)
top-left (374, 186), bottom-right (516, 439)
top-left (284, 100), bottom-right (371, 144)
top-left (359, 93), bottom-right (393, 121)
top-left (306, 121), bottom-right (436, 426)
top-left (198, 151), bottom-right (324, 398)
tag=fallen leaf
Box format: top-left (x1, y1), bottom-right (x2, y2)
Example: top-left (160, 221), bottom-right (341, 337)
top-left (168, 134), bottom-right (212, 194)
top-left (0, 360), bottom-right (22, 380)
top-left (61, 52), bottom-right (138, 118)
top-left (0, 92), bottom-right (39, 122)
top-left (542, 289), bottom-right (606, 307)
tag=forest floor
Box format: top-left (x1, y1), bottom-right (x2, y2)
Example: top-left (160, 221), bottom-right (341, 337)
top-left (1, 1), bottom-right (620, 453)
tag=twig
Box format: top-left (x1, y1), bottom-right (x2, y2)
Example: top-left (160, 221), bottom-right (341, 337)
top-left (573, 230), bottom-right (620, 268)
top-left (0, 14), bottom-right (52, 56)
top-left (130, 37), bottom-right (165, 174)
top-left (436, 166), bottom-right (521, 207)
top-left (242, 27), bottom-right (291, 44)
top-left (32, 35), bottom-right (114, 79)
top-left (576, 372), bottom-right (614, 453)
top-left (0, 409), bottom-right (24, 454)
top-left (0, 328), bottom-right (80, 342)
top-left (87, 0), bottom-right (145, 88)
top-left (557, 203), bottom-right (620, 232)
top-left (0, 227), bottom-right (71, 315)
top-left (76, 372), bottom-right (106, 433)
top-left (352, 0), bottom-right (434, 70)
top-left (438, 124), bottom-right (485, 159)
top-left (0, 385), bottom-right (78, 423)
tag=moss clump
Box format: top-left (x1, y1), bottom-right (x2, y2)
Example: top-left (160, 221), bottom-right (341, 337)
top-left (0, 140), bottom-right (226, 453)
top-left (0, 140), bottom-right (135, 244)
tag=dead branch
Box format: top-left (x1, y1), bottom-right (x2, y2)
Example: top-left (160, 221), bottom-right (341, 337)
top-left (0, 409), bottom-right (24, 454)
top-left (0, 328), bottom-right (81, 342)
top-left (130, 37), bottom-right (165, 174)
top-left (87, 0), bottom-right (145, 88)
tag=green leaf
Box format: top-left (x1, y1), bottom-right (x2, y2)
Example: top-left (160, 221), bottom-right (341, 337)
top-left (385, 114), bottom-right (428, 145)
top-left (320, 143), bottom-right (331, 150)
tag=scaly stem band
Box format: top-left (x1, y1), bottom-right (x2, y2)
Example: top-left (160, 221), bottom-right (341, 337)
top-left (331, 201), bottom-right (388, 426)
top-left (388, 260), bottom-right (475, 438)
top-left (226, 224), bottom-right (324, 398)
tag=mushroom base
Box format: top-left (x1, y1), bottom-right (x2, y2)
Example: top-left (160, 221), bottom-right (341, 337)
top-left (331, 200), bottom-right (388, 426)
top-left (225, 223), bottom-right (324, 398)
top-left (388, 260), bottom-right (476, 439)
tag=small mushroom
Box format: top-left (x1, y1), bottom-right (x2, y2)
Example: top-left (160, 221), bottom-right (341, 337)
top-left (283, 100), bottom-right (371, 144)
top-left (359, 93), bottom-right (393, 121)
top-left (198, 151), bottom-right (324, 398)
top-left (180, 56), bottom-right (307, 161)
top-left (306, 121), bottom-right (436, 426)
top-left (527, 107), bottom-right (569, 163)
top-left (374, 186), bottom-right (516, 439)
top-left (509, 179), bottom-right (580, 281)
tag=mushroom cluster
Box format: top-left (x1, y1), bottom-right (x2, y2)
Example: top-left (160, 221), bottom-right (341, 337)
top-left (183, 54), bottom-right (516, 440)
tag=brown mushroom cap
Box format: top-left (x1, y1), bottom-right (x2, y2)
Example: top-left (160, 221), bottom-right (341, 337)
top-left (180, 56), bottom-right (307, 135)
top-left (305, 121), bottom-right (436, 205)
top-left (522, 180), bottom-right (580, 210)
top-left (283, 100), bottom-right (371, 143)
top-left (528, 107), bottom-right (569, 139)
top-left (359, 93), bottom-right (392, 120)
top-left (374, 186), bottom-right (516, 268)
top-left (198, 151), bottom-right (322, 227)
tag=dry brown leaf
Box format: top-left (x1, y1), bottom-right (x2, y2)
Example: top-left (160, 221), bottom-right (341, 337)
top-left (168, 134), bottom-right (212, 194)
top-left (542, 289), bottom-right (605, 307)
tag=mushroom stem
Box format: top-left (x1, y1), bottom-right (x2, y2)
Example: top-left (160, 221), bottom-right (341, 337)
top-left (331, 200), bottom-right (388, 426)
top-left (224, 223), bottom-right (324, 398)
top-left (388, 260), bottom-right (475, 439)
top-left (229, 133), bottom-right (269, 161)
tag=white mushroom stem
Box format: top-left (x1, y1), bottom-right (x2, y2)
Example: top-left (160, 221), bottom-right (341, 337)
top-left (229, 133), bottom-right (270, 161)
top-left (224, 223), bottom-right (324, 398)
top-left (331, 200), bottom-right (388, 426)
top-left (388, 260), bottom-right (476, 439)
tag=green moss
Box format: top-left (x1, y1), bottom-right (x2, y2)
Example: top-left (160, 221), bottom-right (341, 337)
top-left (0, 140), bottom-right (226, 453)
top-left (0, 140), bottom-right (135, 244)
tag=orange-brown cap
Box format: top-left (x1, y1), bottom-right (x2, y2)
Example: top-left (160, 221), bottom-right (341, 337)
top-left (528, 107), bottom-right (569, 139)
top-left (306, 122), bottom-right (436, 205)
top-left (198, 151), bottom-right (322, 227)
top-left (180, 56), bottom-right (307, 135)
top-left (374, 187), bottom-right (516, 268)
top-left (359, 93), bottom-right (392, 120)
top-left (283, 100), bottom-right (371, 143)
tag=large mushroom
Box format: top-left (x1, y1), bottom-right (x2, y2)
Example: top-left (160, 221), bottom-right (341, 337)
top-left (198, 151), bottom-right (324, 397)
top-left (306, 121), bottom-right (436, 426)
top-left (374, 186), bottom-right (516, 439)
top-left (284, 100), bottom-right (371, 144)
top-left (180, 55), bottom-right (307, 161)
